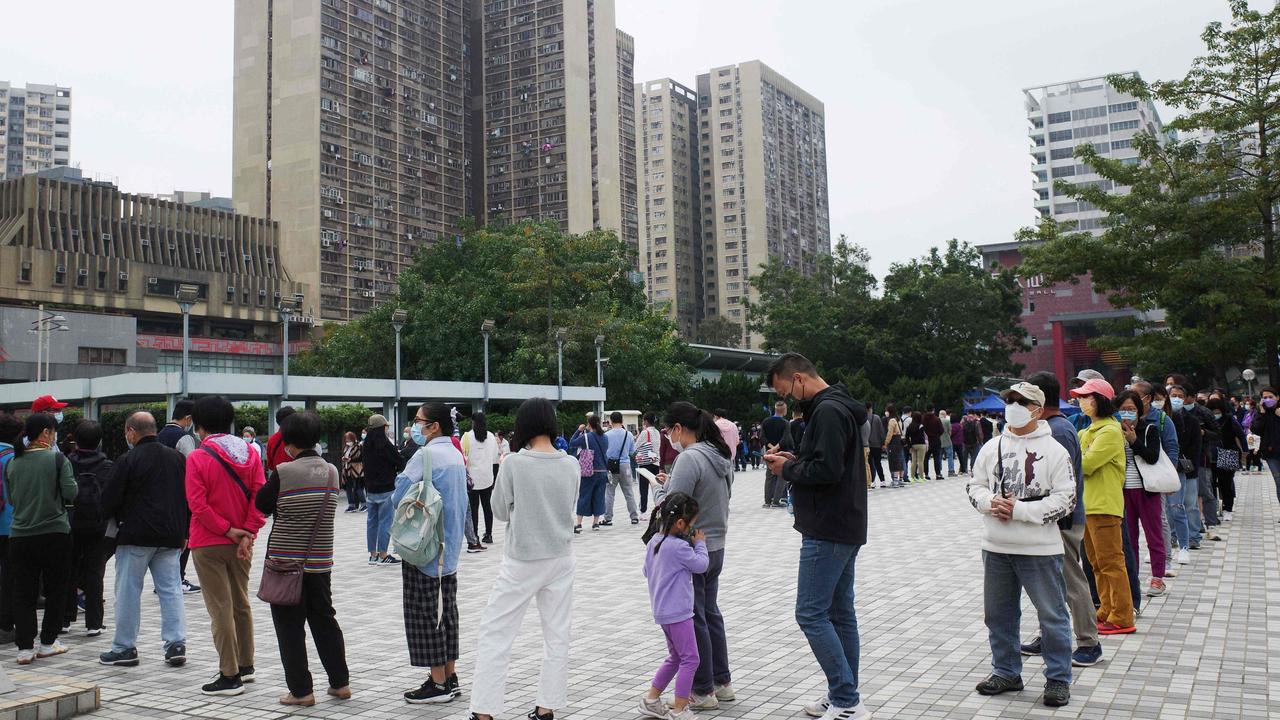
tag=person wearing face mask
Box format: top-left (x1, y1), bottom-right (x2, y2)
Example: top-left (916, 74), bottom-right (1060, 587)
top-left (1252, 386), bottom-right (1280, 511)
top-left (570, 415), bottom-right (610, 533)
top-left (1131, 382), bottom-right (1180, 578)
top-left (761, 353), bottom-right (871, 720)
top-left (1204, 397), bottom-right (1247, 523)
top-left (1113, 391), bottom-right (1168, 598)
top-left (1166, 385), bottom-right (1207, 551)
top-left (1173, 384), bottom-right (1223, 538)
top-left (340, 432), bottom-right (366, 513)
top-left (158, 399), bottom-right (199, 457)
top-left (1071, 379), bottom-right (1135, 635)
top-left (265, 406), bottom-right (299, 473)
top-left (966, 382), bottom-right (1075, 708)
top-left (361, 414), bottom-right (407, 566)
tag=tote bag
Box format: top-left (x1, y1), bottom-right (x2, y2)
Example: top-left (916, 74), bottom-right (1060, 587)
top-left (1134, 426), bottom-right (1180, 494)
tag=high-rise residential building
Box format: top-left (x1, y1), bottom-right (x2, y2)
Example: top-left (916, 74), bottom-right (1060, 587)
top-left (695, 61), bottom-right (830, 348)
top-left (615, 30), bottom-right (638, 250)
top-left (232, 0), bottom-right (470, 322)
top-left (635, 78), bottom-right (702, 337)
top-left (0, 82), bottom-right (71, 181)
top-left (474, 0), bottom-right (632, 245)
top-left (1025, 73), bottom-right (1162, 234)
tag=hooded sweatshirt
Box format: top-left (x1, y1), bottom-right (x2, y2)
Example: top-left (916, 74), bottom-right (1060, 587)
top-left (655, 441), bottom-right (734, 552)
top-left (966, 421), bottom-right (1075, 556)
top-left (781, 383), bottom-right (868, 546)
top-left (185, 434), bottom-right (267, 549)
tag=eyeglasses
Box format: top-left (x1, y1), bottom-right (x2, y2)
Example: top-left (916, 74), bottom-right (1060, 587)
top-left (1006, 397), bottom-right (1035, 407)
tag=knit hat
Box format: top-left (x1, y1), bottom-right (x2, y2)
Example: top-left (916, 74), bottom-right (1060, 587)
top-left (367, 414), bottom-right (389, 429)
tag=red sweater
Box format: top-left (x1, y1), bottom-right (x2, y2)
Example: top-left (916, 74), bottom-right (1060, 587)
top-left (266, 431), bottom-right (292, 472)
top-left (186, 434), bottom-right (267, 549)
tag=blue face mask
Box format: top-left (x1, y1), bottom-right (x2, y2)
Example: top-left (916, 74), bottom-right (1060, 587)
top-left (1170, 397), bottom-right (1185, 411)
top-left (1213, 413), bottom-right (1222, 420)
top-left (53, 412), bottom-right (64, 424)
top-left (410, 422), bottom-right (429, 446)
top-left (1117, 410), bottom-right (1138, 423)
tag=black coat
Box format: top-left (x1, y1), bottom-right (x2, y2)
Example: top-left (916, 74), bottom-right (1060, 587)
top-left (781, 383), bottom-right (868, 546)
top-left (361, 433), bottom-right (406, 494)
top-left (1254, 407), bottom-right (1280, 458)
top-left (100, 435), bottom-right (188, 548)
top-left (68, 449), bottom-right (113, 533)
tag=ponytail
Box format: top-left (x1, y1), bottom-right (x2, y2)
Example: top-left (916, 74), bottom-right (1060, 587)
top-left (663, 402), bottom-right (731, 459)
top-left (652, 491), bottom-right (700, 557)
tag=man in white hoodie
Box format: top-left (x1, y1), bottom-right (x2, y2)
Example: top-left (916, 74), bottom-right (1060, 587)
top-left (966, 382), bottom-right (1075, 709)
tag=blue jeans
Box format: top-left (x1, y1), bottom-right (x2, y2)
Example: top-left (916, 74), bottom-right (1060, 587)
top-left (365, 491), bottom-right (395, 554)
top-left (943, 446), bottom-right (956, 474)
top-left (112, 545), bottom-right (185, 653)
top-left (982, 551), bottom-right (1071, 683)
top-left (796, 538), bottom-right (861, 708)
top-left (576, 472), bottom-right (608, 518)
top-left (1166, 471), bottom-right (1201, 548)
top-left (1266, 457), bottom-right (1280, 503)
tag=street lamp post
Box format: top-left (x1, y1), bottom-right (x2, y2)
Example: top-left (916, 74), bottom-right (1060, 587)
top-left (28, 305), bottom-right (69, 382)
top-left (278, 294), bottom-right (303, 400)
top-left (481, 319), bottom-right (495, 410)
top-left (1243, 368), bottom-right (1256, 397)
top-left (555, 327), bottom-right (567, 404)
top-left (392, 309), bottom-right (408, 429)
top-left (175, 284), bottom-right (201, 397)
top-left (594, 334), bottom-right (606, 417)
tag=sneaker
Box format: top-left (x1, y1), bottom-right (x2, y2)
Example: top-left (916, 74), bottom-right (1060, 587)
top-left (466, 543), bottom-right (485, 553)
top-left (380, 555), bottom-right (402, 565)
top-left (446, 673), bottom-right (461, 697)
top-left (1189, 541), bottom-right (1202, 550)
top-left (1164, 567), bottom-right (1178, 578)
top-left (638, 695), bottom-right (670, 718)
top-left (327, 685), bottom-right (352, 699)
top-left (201, 674), bottom-right (244, 696)
top-left (36, 640), bottom-right (68, 658)
top-left (357, 505), bottom-right (367, 512)
top-left (77, 591), bottom-right (86, 611)
top-left (591, 524), bottom-right (600, 531)
top-left (368, 556), bottom-right (381, 565)
top-left (975, 674), bottom-right (1023, 695)
top-left (631, 518), bottom-right (640, 525)
top-left (1097, 622), bottom-right (1136, 635)
top-left (1223, 511), bottom-right (1233, 521)
top-left (1020, 637), bottom-right (1042, 656)
top-left (668, 708), bottom-right (699, 720)
top-left (1071, 644), bottom-right (1103, 667)
top-left (1177, 548), bottom-right (1191, 565)
top-left (574, 524), bottom-right (582, 534)
top-left (279, 693), bottom-right (315, 707)
top-left (238, 665), bottom-right (256, 682)
top-left (599, 520), bottom-right (613, 527)
top-left (403, 679), bottom-right (453, 704)
top-left (165, 642), bottom-right (187, 667)
top-left (344, 506), bottom-right (356, 513)
top-left (762, 502), bottom-right (772, 508)
top-left (181, 579), bottom-right (201, 594)
top-left (527, 709), bottom-right (554, 720)
top-left (15, 648), bottom-right (35, 665)
top-left (99, 647), bottom-right (139, 666)
top-left (1043, 680), bottom-right (1070, 707)
top-left (1207, 532), bottom-right (1222, 541)
top-left (86, 627), bottom-right (104, 637)
top-left (818, 702), bottom-right (871, 720)
top-left (60, 624), bottom-right (71, 634)
top-left (803, 696), bottom-right (831, 717)
top-left (482, 534), bottom-right (494, 544)
top-left (1147, 579), bottom-right (1167, 597)
top-left (689, 692), bottom-right (719, 710)
top-left (714, 683), bottom-right (735, 702)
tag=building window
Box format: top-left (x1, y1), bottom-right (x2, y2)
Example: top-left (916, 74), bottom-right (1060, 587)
top-left (1048, 129), bottom-right (1072, 142)
top-left (1047, 111), bottom-right (1071, 124)
top-left (1110, 119), bottom-right (1140, 132)
top-left (19, 262), bottom-right (31, 283)
top-left (1050, 148), bottom-right (1075, 160)
top-left (79, 347), bottom-right (127, 365)
top-left (1108, 101), bottom-right (1138, 113)
top-left (97, 271), bottom-right (107, 290)
top-left (54, 266), bottom-right (66, 285)
top-left (1111, 139), bottom-right (1132, 150)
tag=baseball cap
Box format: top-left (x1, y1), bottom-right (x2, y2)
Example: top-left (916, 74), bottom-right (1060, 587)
top-left (32, 395), bottom-right (68, 413)
top-left (1070, 378), bottom-right (1115, 400)
top-left (1001, 382), bottom-right (1046, 407)
top-left (367, 413), bottom-right (389, 429)
top-left (1070, 369), bottom-right (1105, 387)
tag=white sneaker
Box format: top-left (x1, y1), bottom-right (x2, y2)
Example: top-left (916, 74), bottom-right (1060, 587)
top-left (15, 648), bottom-right (36, 665)
top-left (638, 695), bottom-right (669, 718)
top-left (688, 692), bottom-right (718, 710)
top-left (667, 708), bottom-right (698, 720)
top-left (804, 697), bottom-right (831, 717)
top-left (36, 640), bottom-right (68, 658)
top-left (714, 683), bottom-right (735, 702)
top-left (1223, 511), bottom-right (1233, 521)
top-left (1177, 548), bottom-right (1191, 565)
top-left (820, 701), bottom-right (872, 720)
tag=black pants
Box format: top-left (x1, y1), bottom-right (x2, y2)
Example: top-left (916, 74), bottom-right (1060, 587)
top-left (64, 529), bottom-right (108, 630)
top-left (924, 440), bottom-right (943, 478)
top-left (1212, 467), bottom-right (1237, 512)
top-left (692, 548), bottom-right (731, 695)
top-left (0, 536), bottom-right (13, 631)
top-left (639, 464), bottom-right (659, 513)
top-left (180, 547), bottom-right (191, 581)
top-left (868, 448), bottom-right (885, 483)
top-left (270, 572), bottom-right (350, 697)
top-left (11, 533), bottom-right (72, 650)
top-left (469, 486), bottom-right (494, 539)
top-left (344, 477), bottom-right (366, 508)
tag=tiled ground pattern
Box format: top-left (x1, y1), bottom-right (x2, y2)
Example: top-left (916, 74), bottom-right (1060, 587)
top-left (24, 468), bottom-right (1280, 720)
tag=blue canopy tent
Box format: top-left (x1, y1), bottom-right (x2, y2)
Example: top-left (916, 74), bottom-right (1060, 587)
top-left (965, 392), bottom-right (1081, 416)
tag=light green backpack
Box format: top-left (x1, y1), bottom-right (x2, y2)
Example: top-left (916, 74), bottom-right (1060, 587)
top-left (390, 450), bottom-right (444, 568)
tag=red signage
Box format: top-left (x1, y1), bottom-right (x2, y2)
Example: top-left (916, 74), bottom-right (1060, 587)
top-left (137, 334), bottom-right (312, 356)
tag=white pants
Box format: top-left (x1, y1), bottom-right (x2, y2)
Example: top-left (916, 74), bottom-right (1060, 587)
top-left (469, 553), bottom-right (575, 716)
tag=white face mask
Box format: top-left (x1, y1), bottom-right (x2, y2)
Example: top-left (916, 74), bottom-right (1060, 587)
top-left (1005, 403), bottom-right (1035, 429)
top-left (1152, 399), bottom-right (1166, 410)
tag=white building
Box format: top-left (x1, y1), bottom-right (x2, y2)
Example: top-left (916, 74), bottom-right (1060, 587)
top-left (0, 82), bottom-right (71, 181)
top-left (1024, 73), bottom-right (1162, 234)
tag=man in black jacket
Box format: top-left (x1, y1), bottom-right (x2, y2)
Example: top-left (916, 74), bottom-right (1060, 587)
top-left (98, 411), bottom-right (188, 668)
top-left (763, 353), bottom-right (870, 720)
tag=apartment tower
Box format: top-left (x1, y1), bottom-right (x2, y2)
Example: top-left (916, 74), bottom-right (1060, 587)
top-left (635, 78), bottom-right (702, 337)
top-left (1, 82), bottom-right (71, 181)
top-left (696, 61), bottom-right (829, 348)
top-left (232, 0), bottom-right (469, 321)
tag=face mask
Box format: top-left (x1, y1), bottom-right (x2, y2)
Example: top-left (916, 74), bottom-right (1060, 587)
top-left (669, 426), bottom-right (685, 454)
top-left (243, 436), bottom-right (252, 443)
top-left (410, 423), bottom-right (429, 446)
top-left (1264, 398), bottom-right (1277, 409)
top-left (126, 439), bottom-right (135, 450)
top-left (1004, 403), bottom-right (1034, 429)
top-left (1117, 410), bottom-right (1138, 423)
top-left (1170, 397), bottom-right (1185, 411)
top-left (360, 432), bottom-right (367, 440)
top-left (1152, 400), bottom-right (1165, 410)
top-left (53, 412), bottom-right (64, 424)
top-left (403, 432), bottom-right (411, 440)
top-left (1213, 413), bottom-right (1223, 420)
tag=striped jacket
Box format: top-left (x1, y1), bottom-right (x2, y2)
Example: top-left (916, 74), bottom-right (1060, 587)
top-left (255, 452), bottom-right (339, 573)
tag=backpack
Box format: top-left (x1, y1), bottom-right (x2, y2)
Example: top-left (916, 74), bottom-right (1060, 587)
top-left (0, 446), bottom-right (13, 513)
top-left (70, 458), bottom-right (111, 531)
top-left (963, 419), bottom-right (979, 444)
top-left (390, 449), bottom-right (444, 568)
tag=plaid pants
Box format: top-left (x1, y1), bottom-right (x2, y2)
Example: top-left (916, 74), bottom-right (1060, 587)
top-left (402, 564), bottom-right (459, 667)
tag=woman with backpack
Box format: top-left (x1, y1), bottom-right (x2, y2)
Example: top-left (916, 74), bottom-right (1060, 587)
top-left (652, 402), bottom-right (736, 711)
top-left (571, 415), bottom-right (609, 534)
top-left (5, 412), bottom-right (78, 664)
top-left (468, 398), bottom-right (579, 720)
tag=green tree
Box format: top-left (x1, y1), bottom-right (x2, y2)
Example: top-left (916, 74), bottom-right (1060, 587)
top-left (688, 372), bottom-right (766, 424)
top-left (694, 316), bottom-right (744, 348)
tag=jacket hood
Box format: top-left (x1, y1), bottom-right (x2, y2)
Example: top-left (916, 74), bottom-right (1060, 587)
top-left (1000, 420), bottom-right (1053, 441)
top-left (70, 449), bottom-right (110, 471)
top-left (686, 440), bottom-right (732, 475)
top-left (811, 383), bottom-right (862, 417)
top-left (204, 433), bottom-right (257, 468)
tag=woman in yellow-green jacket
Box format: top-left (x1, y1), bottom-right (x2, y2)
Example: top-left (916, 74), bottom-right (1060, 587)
top-left (1071, 378), bottom-right (1134, 635)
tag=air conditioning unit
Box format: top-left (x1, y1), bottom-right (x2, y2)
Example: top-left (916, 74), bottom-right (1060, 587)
top-left (226, 285), bottom-right (235, 294)
top-left (70, 229), bottom-right (78, 238)
top-left (194, 246), bottom-right (202, 254)
top-left (168, 243), bottom-right (177, 251)
top-left (321, 239), bottom-right (332, 248)
top-left (102, 233), bottom-right (112, 241)
top-left (361, 291), bottom-right (375, 298)
top-left (140, 238), bottom-right (151, 247)
top-left (77, 268), bottom-right (88, 276)
top-left (56, 264), bottom-right (66, 273)
top-left (147, 277), bottom-right (158, 285)
top-left (322, 209), bottom-right (334, 219)
top-left (259, 289), bottom-right (267, 296)
top-left (336, 197), bottom-right (343, 205)
top-left (118, 272), bottom-right (129, 280)
top-left (243, 254), bottom-right (252, 261)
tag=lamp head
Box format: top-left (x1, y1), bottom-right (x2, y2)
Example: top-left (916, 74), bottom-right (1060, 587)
top-left (481, 319), bottom-right (495, 334)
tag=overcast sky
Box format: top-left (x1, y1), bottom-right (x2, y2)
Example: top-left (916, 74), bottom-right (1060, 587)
top-left (1, 1), bottom-right (1247, 278)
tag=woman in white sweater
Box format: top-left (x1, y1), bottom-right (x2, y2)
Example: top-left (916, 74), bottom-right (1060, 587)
top-left (468, 398), bottom-right (579, 720)
top-left (463, 413), bottom-right (501, 545)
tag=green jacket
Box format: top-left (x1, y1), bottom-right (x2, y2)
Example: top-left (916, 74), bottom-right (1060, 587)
top-left (1078, 417), bottom-right (1125, 517)
top-left (4, 449), bottom-right (77, 537)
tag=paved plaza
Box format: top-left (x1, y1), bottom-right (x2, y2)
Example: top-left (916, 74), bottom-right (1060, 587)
top-left (26, 468), bottom-right (1280, 720)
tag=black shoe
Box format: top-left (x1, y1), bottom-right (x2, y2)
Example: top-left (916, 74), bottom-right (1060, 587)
top-left (528, 708), bottom-right (554, 719)
top-left (975, 674), bottom-right (1023, 696)
top-left (1020, 637), bottom-right (1042, 656)
top-left (482, 534), bottom-right (493, 544)
top-left (599, 520), bottom-right (613, 527)
top-left (99, 647), bottom-right (140, 666)
top-left (447, 673), bottom-right (461, 697)
top-left (165, 642), bottom-right (187, 667)
top-left (202, 673), bottom-right (244, 696)
top-left (1189, 541), bottom-right (1202, 550)
top-left (1043, 679), bottom-right (1070, 707)
top-left (631, 517), bottom-right (640, 525)
top-left (573, 524), bottom-right (582, 534)
top-left (404, 679), bottom-right (453, 704)
top-left (238, 665), bottom-right (256, 682)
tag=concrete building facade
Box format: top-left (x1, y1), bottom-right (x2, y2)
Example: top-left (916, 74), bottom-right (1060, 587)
top-left (635, 78), bottom-right (702, 338)
top-left (1, 82), bottom-right (71, 181)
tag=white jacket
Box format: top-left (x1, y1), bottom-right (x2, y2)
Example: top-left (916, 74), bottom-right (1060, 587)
top-left (966, 421), bottom-right (1076, 556)
top-left (463, 430), bottom-right (501, 490)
